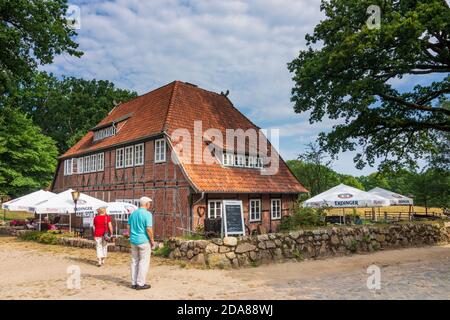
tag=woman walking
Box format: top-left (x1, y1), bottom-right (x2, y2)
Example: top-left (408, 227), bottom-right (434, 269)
top-left (93, 207), bottom-right (113, 267)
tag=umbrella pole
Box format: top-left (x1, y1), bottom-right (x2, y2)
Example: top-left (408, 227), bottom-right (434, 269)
top-left (69, 213), bottom-right (72, 234)
top-left (39, 214), bottom-right (41, 232)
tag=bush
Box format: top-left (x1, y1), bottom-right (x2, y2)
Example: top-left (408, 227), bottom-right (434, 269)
top-left (18, 231), bottom-right (61, 245)
top-left (153, 243), bottom-right (172, 257)
top-left (279, 204), bottom-right (327, 231)
top-left (181, 234), bottom-right (205, 240)
top-left (19, 231), bottom-right (42, 241)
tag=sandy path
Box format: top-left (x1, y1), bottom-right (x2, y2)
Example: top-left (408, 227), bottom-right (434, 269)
top-left (0, 236), bottom-right (449, 300)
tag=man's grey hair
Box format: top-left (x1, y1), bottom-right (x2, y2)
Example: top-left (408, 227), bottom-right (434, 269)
top-left (139, 196), bottom-right (152, 206)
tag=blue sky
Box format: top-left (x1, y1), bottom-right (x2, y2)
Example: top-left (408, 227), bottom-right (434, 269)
top-left (43, 0), bottom-right (438, 176)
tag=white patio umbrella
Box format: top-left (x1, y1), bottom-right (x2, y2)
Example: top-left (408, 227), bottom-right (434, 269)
top-left (303, 184), bottom-right (390, 223)
top-left (368, 187), bottom-right (414, 220)
top-left (105, 202), bottom-right (138, 235)
top-left (368, 187), bottom-right (413, 205)
top-left (1, 190), bottom-right (56, 212)
top-left (31, 189), bottom-right (107, 231)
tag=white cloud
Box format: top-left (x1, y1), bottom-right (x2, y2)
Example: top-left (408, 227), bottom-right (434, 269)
top-left (44, 0), bottom-right (419, 176)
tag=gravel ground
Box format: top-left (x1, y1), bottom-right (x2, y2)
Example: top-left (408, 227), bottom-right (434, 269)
top-left (0, 236), bottom-right (448, 300)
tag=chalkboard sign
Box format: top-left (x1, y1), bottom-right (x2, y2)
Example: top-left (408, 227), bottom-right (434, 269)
top-left (222, 200), bottom-right (245, 237)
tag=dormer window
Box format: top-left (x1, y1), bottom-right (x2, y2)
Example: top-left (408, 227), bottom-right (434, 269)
top-left (93, 125), bottom-right (116, 142)
top-left (221, 152), bottom-right (264, 170)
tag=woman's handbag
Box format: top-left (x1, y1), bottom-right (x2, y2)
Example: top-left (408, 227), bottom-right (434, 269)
top-left (103, 215), bottom-right (112, 242)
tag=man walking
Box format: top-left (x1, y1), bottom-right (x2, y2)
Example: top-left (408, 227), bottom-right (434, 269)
top-left (127, 196), bottom-right (154, 290)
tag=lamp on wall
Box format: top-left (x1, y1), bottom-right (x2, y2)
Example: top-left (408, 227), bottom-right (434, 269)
top-left (71, 191), bottom-right (81, 237)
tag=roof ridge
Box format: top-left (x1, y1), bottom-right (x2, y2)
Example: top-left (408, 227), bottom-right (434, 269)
top-left (180, 81), bottom-right (262, 130)
top-left (162, 80), bottom-right (179, 132)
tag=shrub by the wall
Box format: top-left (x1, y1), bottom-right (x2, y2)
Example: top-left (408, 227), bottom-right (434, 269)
top-left (279, 205), bottom-right (327, 231)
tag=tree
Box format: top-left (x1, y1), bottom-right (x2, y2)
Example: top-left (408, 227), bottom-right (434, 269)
top-left (410, 168), bottom-right (449, 210)
top-left (0, 107), bottom-right (58, 198)
top-left (288, 143), bottom-right (341, 195)
top-left (0, 0), bottom-right (82, 95)
top-left (338, 174), bottom-right (364, 189)
top-left (427, 100), bottom-right (450, 170)
top-left (288, 0), bottom-right (450, 172)
top-left (7, 72), bottom-right (137, 152)
top-left (358, 172), bottom-right (391, 191)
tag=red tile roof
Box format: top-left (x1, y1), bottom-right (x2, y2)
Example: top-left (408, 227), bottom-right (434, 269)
top-left (62, 81), bottom-right (307, 194)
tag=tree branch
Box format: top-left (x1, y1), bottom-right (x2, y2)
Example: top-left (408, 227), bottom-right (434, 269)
top-left (378, 93), bottom-right (450, 116)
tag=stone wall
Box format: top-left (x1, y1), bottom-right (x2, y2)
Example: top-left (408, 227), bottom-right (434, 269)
top-left (1, 222), bottom-right (449, 269)
top-left (0, 227), bottom-right (134, 253)
top-left (167, 222), bottom-right (450, 268)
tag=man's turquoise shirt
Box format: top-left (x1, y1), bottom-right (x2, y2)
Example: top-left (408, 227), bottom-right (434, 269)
top-left (127, 208), bottom-right (153, 245)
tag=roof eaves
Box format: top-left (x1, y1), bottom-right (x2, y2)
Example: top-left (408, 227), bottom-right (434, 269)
top-left (58, 132), bottom-right (165, 159)
top-left (164, 131), bottom-right (200, 193)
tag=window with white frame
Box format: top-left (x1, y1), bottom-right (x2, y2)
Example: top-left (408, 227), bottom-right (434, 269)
top-left (93, 125), bottom-right (116, 142)
top-left (91, 154), bottom-right (97, 172)
top-left (235, 154), bottom-right (245, 167)
top-left (208, 200), bottom-right (222, 219)
top-left (116, 148), bottom-right (124, 168)
top-left (134, 143), bottom-right (144, 166)
top-left (77, 158), bottom-right (83, 174)
top-left (154, 138), bottom-right (166, 163)
top-left (76, 153), bottom-right (104, 174)
top-left (83, 156), bottom-right (89, 173)
top-left (124, 146), bottom-right (134, 167)
top-left (97, 153), bottom-right (104, 171)
top-left (271, 199), bottom-right (281, 220)
top-left (249, 156), bottom-right (257, 168)
top-left (64, 159), bottom-right (73, 175)
top-left (222, 153), bottom-right (234, 166)
top-left (86, 155), bottom-right (91, 172)
top-left (255, 157), bottom-right (264, 169)
top-left (221, 152), bottom-right (262, 169)
top-left (249, 199), bottom-right (261, 221)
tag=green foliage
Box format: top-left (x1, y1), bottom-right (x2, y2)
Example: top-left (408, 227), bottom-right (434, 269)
top-left (349, 240), bottom-right (358, 253)
top-left (7, 72), bottom-right (137, 152)
top-left (288, 0), bottom-right (450, 172)
top-left (338, 174), bottom-right (364, 190)
top-left (287, 160), bottom-right (340, 196)
top-left (287, 143), bottom-right (340, 196)
top-left (289, 150), bottom-right (449, 210)
top-left (182, 234), bottom-right (205, 240)
top-left (0, 107), bottom-right (58, 197)
top-left (153, 243), bottom-right (172, 258)
top-left (357, 168), bottom-right (449, 209)
top-left (410, 167), bottom-right (450, 210)
top-left (0, 0), bottom-right (82, 95)
top-left (19, 230), bottom-right (61, 244)
top-left (292, 249), bottom-right (304, 261)
top-left (279, 205), bottom-right (327, 231)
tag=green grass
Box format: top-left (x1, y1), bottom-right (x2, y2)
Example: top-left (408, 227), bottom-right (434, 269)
top-left (181, 234), bottom-right (205, 240)
top-left (1, 210), bottom-right (34, 221)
